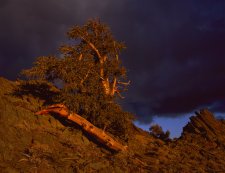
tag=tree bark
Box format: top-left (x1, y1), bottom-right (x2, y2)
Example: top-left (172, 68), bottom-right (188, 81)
top-left (35, 104), bottom-right (128, 152)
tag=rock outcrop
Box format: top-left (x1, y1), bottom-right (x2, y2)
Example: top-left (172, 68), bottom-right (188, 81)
top-left (0, 77), bottom-right (225, 172)
top-left (182, 109), bottom-right (225, 145)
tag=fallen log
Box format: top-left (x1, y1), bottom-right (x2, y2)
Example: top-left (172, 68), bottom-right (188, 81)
top-left (36, 104), bottom-right (128, 152)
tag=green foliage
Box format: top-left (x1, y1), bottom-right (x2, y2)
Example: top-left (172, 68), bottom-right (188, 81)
top-left (21, 19), bottom-right (134, 140)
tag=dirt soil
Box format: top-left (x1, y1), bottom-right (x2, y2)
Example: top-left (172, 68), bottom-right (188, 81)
top-left (0, 77), bottom-right (225, 173)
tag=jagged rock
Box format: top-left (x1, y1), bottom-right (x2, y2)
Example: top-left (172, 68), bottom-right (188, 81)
top-left (182, 109), bottom-right (225, 143)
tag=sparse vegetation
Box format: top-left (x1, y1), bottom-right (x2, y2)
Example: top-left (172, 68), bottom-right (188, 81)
top-left (149, 124), bottom-right (170, 141)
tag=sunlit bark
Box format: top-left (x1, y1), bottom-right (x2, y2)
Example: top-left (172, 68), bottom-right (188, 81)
top-left (36, 104), bottom-right (128, 152)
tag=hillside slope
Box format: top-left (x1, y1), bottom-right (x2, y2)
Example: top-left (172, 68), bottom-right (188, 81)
top-left (0, 77), bottom-right (225, 172)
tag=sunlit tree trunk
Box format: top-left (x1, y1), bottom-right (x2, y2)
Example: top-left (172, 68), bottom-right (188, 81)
top-left (36, 104), bottom-right (128, 152)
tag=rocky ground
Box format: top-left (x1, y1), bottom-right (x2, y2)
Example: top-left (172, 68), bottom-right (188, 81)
top-left (0, 77), bottom-right (225, 172)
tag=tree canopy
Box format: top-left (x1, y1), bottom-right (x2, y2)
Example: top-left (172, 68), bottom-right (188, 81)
top-left (21, 19), bottom-right (134, 140)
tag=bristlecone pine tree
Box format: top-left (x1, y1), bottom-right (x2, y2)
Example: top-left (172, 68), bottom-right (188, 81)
top-left (21, 19), bottom-right (134, 144)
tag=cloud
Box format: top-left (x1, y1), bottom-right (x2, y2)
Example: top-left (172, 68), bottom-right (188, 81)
top-left (0, 0), bottom-right (225, 123)
top-left (0, 0), bottom-right (121, 78)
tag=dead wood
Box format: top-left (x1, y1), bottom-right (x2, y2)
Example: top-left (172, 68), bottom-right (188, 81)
top-left (36, 104), bottom-right (128, 152)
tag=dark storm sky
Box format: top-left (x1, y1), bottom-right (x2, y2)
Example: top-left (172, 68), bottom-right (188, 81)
top-left (0, 0), bottom-right (225, 123)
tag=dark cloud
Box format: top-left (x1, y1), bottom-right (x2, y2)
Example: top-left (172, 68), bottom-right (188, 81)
top-left (0, 0), bottom-right (225, 123)
top-left (0, 0), bottom-right (119, 78)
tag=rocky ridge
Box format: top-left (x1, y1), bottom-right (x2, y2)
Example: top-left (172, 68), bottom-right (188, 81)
top-left (0, 77), bottom-right (225, 172)
top-left (183, 109), bottom-right (225, 143)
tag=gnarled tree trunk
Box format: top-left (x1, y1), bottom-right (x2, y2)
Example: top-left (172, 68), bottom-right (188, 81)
top-left (36, 104), bottom-right (128, 152)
